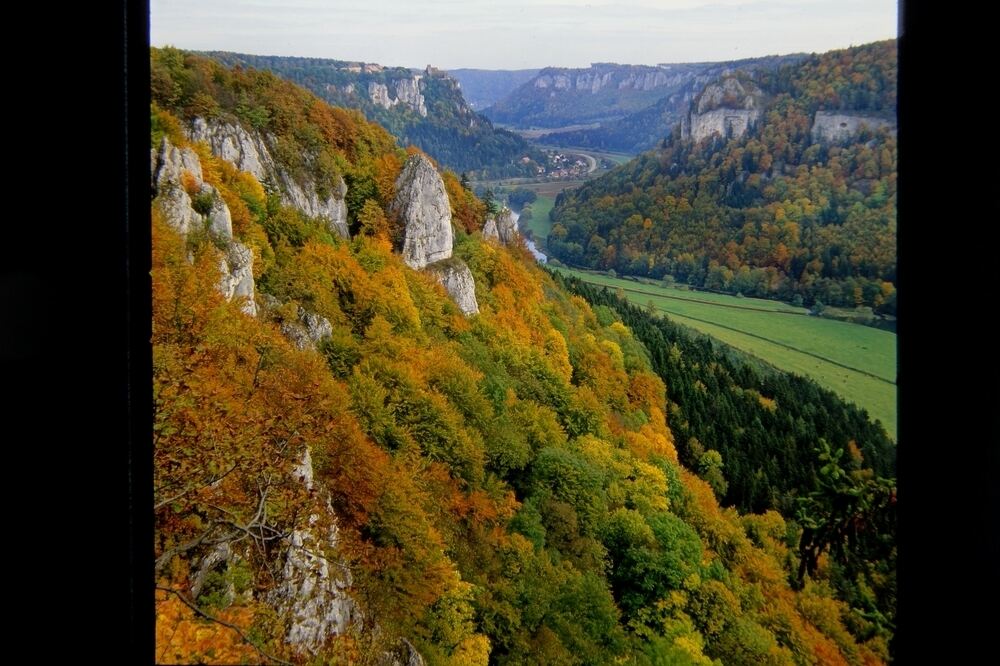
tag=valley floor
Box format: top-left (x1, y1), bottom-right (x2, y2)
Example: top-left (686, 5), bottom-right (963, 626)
top-left (550, 266), bottom-right (897, 440)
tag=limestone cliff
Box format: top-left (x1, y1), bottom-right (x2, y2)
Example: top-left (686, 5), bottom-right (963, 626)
top-left (188, 117), bottom-right (350, 239)
top-left (379, 638), bottom-right (427, 666)
top-left (279, 306), bottom-right (335, 352)
top-left (388, 154), bottom-right (483, 314)
top-left (368, 76), bottom-right (428, 117)
top-left (811, 111), bottom-right (896, 143)
top-left (426, 258), bottom-right (479, 316)
top-left (530, 64), bottom-right (672, 95)
top-left (482, 217), bottom-right (499, 242)
top-left (217, 244), bottom-right (256, 315)
top-left (495, 207), bottom-right (518, 246)
top-left (202, 52), bottom-right (547, 179)
top-left (682, 77), bottom-right (763, 142)
top-left (151, 136), bottom-right (258, 316)
top-left (271, 445), bottom-right (359, 655)
top-left (390, 154), bottom-right (454, 270)
top-left (484, 207), bottom-right (518, 246)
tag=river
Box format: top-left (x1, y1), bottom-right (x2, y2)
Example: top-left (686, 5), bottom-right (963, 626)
top-left (510, 209), bottom-right (548, 263)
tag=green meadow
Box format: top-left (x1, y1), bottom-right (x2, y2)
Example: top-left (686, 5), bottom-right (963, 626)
top-left (552, 267), bottom-right (897, 439)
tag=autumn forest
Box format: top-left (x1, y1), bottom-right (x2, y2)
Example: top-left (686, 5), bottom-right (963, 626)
top-left (149, 31), bottom-right (898, 666)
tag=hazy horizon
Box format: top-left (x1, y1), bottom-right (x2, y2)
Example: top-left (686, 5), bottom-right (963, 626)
top-left (150, 0), bottom-right (898, 71)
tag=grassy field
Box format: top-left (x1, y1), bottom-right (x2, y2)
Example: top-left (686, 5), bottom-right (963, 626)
top-left (521, 195), bottom-right (555, 243)
top-left (552, 266), bottom-right (897, 439)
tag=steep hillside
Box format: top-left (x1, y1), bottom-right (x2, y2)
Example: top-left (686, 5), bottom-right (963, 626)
top-left (203, 51), bottom-right (550, 179)
top-left (549, 40), bottom-right (897, 313)
top-left (151, 47), bottom-right (894, 665)
top-left (447, 68), bottom-right (540, 110)
top-left (485, 55), bottom-right (803, 136)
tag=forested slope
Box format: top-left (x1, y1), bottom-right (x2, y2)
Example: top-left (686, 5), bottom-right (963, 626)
top-left (549, 41), bottom-right (897, 313)
top-left (151, 47), bottom-right (895, 665)
top-left (204, 51), bottom-right (549, 179)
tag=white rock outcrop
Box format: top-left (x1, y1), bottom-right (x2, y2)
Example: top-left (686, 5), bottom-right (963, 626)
top-left (387, 154), bottom-right (482, 315)
top-left (682, 77), bottom-right (763, 142)
top-left (482, 217), bottom-right (499, 241)
top-left (368, 77), bottom-right (428, 117)
top-left (427, 259), bottom-right (479, 315)
top-left (273, 513), bottom-right (358, 654)
top-left (378, 638), bottom-right (427, 666)
top-left (495, 207), bottom-right (518, 246)
top-left (811, 111), bottom-right (896, 143)
top-left (280, 306), bottom-right (334, 351)
top-left (390, 154), bottom-right (454, 270)
top-left (395, 76), bottom-right (428, 117)
top-left (152, 136), bottom-right (258, 316)
top-left (617, 70), bottom-right (669, 91)
top-left (272, 445), bottom-right (360, 655)
top-left (188, 117), bottom-right (350, 239)
top-left (686, 108), bottom-right (761, 142)
top-left (696, 77), bottom-right (759, 114)
top-left (152, 138), bottom-right (206, 236)
top-left (217, 243), bottom-right (257, 317)
top-left (575, 71), bottom-right (613, 93)
top-left (483, 207), bottom-right (518, 246)
top-left (369, 82), bottom-right (393, 109)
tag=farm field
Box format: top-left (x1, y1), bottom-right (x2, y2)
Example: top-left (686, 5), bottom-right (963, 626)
top-left (552, 266), bottom-right (897, 439)
top-left (520, 194), bottom-right (555, 243)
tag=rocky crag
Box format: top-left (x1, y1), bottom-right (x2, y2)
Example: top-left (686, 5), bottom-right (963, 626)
top-left (681, 76), bottom-right (897, 145)
top-left (202, 52), bottom-right (548, 178)
top-left (682, 76), bottom-right (764, 142)
top-left (187, 117), bottom-right (350, 238)
top-left (391, 154), bottom-right (480, 315)
top-left (151, 137), bottom-right (258, 317)
top-left (482, 206), bottom-right (518, 247)
top-left (811, 111), bottom-right (896, 143)
top-left (486, 55), bottom-right (805, 134)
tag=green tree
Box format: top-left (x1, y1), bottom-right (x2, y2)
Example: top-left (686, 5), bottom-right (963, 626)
top-left (794, 440), bottom-right (896, 588)
top-left (698, 449), bottom-right (728, 498)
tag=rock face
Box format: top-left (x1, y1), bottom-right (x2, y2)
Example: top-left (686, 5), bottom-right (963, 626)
top-left (280, 306), bottom-right (334, 351)
top-left (811, 111), bottom-right (896, 143)
top-left (483, 207), bottom-right (518, 246)
top-left (276, 522), bottom-right (357, 652)
top-left (188, 117), bottom-right (350, 239)
top-left (573, 71), bottom-right (613, 93)
top-left (427, 259), bottom-right (479, 315)
top-left (395, 76), bottom-right (428, 117)
top-left (686, 108), bottom-right (761, 142)
top-left (532, 65), bottom-right (670, 94)
top-left (368, 77), bottom-right (428, 117)
top-left (617, 70), bottom-right (670, 91)
top-left (152, 138), bottom-right (210, 237)
top-left (682, 77), bottom-right (763, 142)
top-left (272, 445), bottom-right (360, 655)
top-left (482, 217), bottom-right (499, 241)
top-left (390, 155), bottom-right (454, 270)
top-left (152, 136), bottom-right (258, 316)
top-left (379, 638), bottom-right (427, 666)
top-left (217, 244), bottom-right (256, 316)
top-left (387, 154), bottom-right (481, 315)
top-left (273, 512), bottom-right (358, 654)
top-left (495, 207), bottom-right (518, 246)
top-left (695, 77), bottom-right (760, 114)
top-left (368, 82), bottom-right (393, 109)
top-left (187, 118), bottom-right (271, 184)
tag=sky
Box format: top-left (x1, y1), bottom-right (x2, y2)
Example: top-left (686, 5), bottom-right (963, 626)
top-left (150, 0), bottom-right (898, 70)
